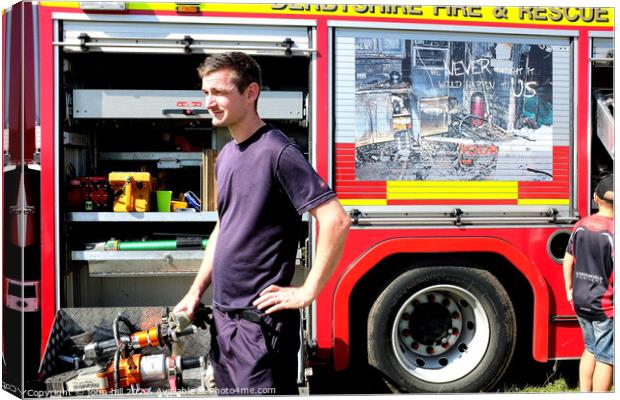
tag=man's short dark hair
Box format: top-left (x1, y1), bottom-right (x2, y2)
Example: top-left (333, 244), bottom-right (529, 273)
top-left (197, 52), bottom-right (262, 94)
top-left (595, 174), bottom-right (614, 204)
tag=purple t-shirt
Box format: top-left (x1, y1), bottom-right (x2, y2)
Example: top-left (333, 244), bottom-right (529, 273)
top-left (212, 125), bottom-right (336, 311)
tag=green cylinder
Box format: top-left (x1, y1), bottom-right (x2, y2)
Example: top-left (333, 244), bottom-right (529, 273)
top-left (105, 239), bottom-right (208, 251)
top-left (117, 240), bottom-right (178, 251)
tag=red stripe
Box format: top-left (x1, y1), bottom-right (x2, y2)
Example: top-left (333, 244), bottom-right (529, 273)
top-left (519, 183), bottom-right (570, 188)
top-left (336, 193), bottom-right (388, 199)
top-left (39, 5), bottom-right (56, 359)
top-left (336, 187), bottom-right (387, 192)
top-left (316, 19), bottom-right (329, 180)
top-left (336, 190), bottom-right (386, 195)
top-left (517, 194), bottom-right (570, 200)
top-left (336, 181), bottom-right (387, 188)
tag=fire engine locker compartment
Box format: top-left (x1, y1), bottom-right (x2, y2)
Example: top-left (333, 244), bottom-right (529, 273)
top-left (57, 19), bottom-right (312, 309)
top-left (39, 307), bottom-right (211, 395)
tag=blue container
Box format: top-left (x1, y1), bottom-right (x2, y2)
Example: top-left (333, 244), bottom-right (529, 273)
top-left (184, 191), bottom-right (202, 211)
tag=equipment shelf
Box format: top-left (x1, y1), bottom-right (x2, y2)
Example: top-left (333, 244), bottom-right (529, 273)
top-left (71, 250), bottom-right (204, 277)
top-left (66, 212), bottom-right (218, 222)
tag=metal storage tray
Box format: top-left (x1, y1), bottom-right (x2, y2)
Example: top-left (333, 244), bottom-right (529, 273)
top-left (71, 250), bottom-right (204, 277)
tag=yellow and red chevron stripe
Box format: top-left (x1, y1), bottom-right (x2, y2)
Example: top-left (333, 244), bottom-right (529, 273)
top-left (335, 143), bottom-right (570, 206)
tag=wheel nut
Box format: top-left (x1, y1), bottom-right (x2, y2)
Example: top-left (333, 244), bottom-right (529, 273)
top-left (402, 329), bottom-right (410, 337)
top-left (442, 298), bottom-right (450, 306)
top-left (451, 311), bottom-right (460, 320)
top-left (402, 313), bottom-right (410, 321)
top-left (452, 328), bottom-right (459, 336)
top-left (428, 294), bottom-right (435, 302)
top-left (441, 342), bottom-right (450, 349)
top-left (411, 342), bottom-right (419, 350)
top-left (426, 346), bottom-right (434, 354)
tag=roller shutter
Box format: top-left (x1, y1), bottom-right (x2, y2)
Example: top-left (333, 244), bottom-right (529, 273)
top-left (334, 28), bottom-right (573, 216)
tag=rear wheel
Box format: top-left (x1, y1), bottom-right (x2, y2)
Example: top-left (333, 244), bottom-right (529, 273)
top-left (367, 266), bottom-right (516, 392)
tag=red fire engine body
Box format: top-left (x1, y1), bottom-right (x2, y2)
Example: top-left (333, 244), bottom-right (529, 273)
top-left (2, 2), bottom-right (614, 394)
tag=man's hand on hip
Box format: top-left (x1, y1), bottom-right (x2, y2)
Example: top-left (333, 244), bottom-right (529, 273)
top-left (253, 285), bottom-right (312, 314)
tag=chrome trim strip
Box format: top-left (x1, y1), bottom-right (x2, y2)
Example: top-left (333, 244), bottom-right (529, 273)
top-left (52, 12), bottom-right (318, 26)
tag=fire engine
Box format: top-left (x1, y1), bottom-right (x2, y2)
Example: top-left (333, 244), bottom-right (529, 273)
top-left (2, 2), bottom-right (614, 395)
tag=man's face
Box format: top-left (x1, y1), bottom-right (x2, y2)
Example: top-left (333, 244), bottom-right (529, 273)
top-left (201, 68), bottom-right (251, 128)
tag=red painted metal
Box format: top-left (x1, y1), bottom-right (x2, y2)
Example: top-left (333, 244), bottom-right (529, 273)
top-left (315, 19), bottom-right (329, 181)
top-left (576, 30), bottom-right (590, 218)
top-left (38, 4), bottom-right (55, 357)
top-left (316, 228), bottom-right (580, 369)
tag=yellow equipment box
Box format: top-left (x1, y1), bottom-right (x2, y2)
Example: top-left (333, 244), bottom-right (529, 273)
top-left (108, 172), bottom-right (152, 212)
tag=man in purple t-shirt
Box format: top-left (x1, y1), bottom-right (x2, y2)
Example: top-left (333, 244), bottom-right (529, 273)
top-left (174, 52), bottom-right (350, 394)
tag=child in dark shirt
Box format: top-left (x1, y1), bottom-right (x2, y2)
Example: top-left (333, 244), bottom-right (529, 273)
top-left (563, 175), bottom-right (614, 392)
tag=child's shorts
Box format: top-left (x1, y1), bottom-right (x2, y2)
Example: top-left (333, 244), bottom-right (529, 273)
top-left (578, 317), bottom-right (614, 365)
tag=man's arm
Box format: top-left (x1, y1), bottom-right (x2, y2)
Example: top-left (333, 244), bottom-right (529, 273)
top-left (174, 221), bottom-right (219, 317)
top-left (562, 252), bottom-right (574, 305)
top-left (253, 198), bottom-right (351, 313)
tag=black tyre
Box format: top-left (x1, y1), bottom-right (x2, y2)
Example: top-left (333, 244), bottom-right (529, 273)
top-left (367, 266), bottom-right (516, 392)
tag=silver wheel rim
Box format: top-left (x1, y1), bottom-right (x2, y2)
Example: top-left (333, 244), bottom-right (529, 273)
top-left (391, 284), bottom-right (490, 383)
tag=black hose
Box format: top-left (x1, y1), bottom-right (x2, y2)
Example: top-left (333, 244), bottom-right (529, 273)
top-left (180, 356), bottom-right (202, 370)
top-left (112, 314), bottom-right (137, 391)
top-left (113, 347), bottom-right (121, 392)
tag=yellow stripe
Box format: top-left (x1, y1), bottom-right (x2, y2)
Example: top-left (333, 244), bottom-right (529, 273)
top-left (389, 193), bottom-right (518, 200)
top-left (39, 3), bottom-right (613, 28)
top-left (41, 1), bottom-right (80, 7)
top-left (128, 3), bottom-right (177, 11)
top-left (518, 199), bottom-right (570, 205)
top-left (387, 181), bottom-right (518, 200)
top-left (340, 199), bottom-right (387, 206)
top-left (388, 181), bottom-right (518, 188)
top-left (389, 187), bottom-right (517, 194)
top-left (341, 197), bottom-right (570, 204)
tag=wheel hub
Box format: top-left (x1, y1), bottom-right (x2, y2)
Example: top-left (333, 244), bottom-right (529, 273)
top-left (409, 302), bottom-right (452, 345)
top-left (392, 285), bottom-right (490, 383)
top-left (398, 292), bottom-right (462, 356)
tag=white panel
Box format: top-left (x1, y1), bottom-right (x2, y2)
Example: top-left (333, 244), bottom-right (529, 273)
top-left (335, 35), bottom-right (356, 144)
top-left (73, 89), bottom-right (304, 120)
top-left (552, 44), bottom-right (571, 147)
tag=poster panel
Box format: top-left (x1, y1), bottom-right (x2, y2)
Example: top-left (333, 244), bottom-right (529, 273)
top-left (353, 36), bottom-right (554, 182)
